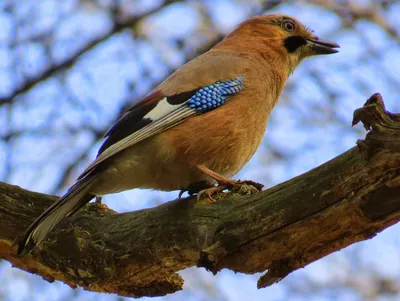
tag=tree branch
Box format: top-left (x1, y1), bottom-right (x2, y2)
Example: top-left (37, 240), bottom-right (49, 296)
top-left (0, 0), bottom-right (182, 105)
top-left (1, 93), bottom-right (400, 297)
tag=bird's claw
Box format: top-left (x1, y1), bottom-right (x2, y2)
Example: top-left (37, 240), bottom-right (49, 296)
top-left (180, 179), bottom-right (263, 203)
top-left (197, 180), bottom-right (264, 203)
top-left (197, 185), bottom-right (227, 203)
top-left (95, 196), bottom-right (103, 204)
top-left (178, 189), bottom-right (187, 199)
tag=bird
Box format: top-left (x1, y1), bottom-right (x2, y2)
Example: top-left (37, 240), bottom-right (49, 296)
top-left (17, 14), bottom-right (339, 256)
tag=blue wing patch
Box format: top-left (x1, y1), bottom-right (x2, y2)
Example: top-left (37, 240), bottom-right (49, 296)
top-left (187, 75), bottom-right (244, 112)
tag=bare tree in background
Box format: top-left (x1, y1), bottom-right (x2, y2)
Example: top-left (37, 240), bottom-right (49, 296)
top-left (1, 0), bottom-right (400, 300)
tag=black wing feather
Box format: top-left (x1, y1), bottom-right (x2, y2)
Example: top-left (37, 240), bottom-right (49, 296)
top-left (98, 88), bottom-right (200, 156)
top-left (98, 99), bottom-right (159, 156)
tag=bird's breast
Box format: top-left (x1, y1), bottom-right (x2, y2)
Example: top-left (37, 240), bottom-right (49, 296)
top-left (156, 86), bottom-right (275, 178)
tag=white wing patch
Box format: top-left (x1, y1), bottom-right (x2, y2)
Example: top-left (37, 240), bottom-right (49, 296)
top-left (144, 97), bottom-right (174, 120)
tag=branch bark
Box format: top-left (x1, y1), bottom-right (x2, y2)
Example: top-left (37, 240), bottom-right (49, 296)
top-left (1, 93), bottom-right (400, 297)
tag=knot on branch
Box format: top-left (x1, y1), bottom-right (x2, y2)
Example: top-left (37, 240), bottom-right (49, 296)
top-left (197, 243), bottom-right (228, 275)
top-left (352, 93), bottom-right (400, 156)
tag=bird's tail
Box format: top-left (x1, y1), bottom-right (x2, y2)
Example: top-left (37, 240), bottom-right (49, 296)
top-left (17, 176), bottom-right (96, 256)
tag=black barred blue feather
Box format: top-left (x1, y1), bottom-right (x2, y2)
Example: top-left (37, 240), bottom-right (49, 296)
top-left (187, 75), bottom-right (244, 111)
top-left (79, 75), bottom-right (244, 179)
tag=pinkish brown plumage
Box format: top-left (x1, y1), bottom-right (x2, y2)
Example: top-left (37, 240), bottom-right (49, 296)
top-left (18, 14), bottom-right (339, 255)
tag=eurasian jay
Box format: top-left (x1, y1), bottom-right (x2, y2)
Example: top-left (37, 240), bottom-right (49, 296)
top-left (18, 14), bottom-right (339, 255)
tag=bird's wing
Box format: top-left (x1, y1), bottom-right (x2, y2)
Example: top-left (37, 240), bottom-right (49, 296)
top-left (78, 73), bottom-right (245, 179)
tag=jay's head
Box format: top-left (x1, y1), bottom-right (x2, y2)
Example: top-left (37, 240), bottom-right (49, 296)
top-left (223, 14), bottom-right (339, 72)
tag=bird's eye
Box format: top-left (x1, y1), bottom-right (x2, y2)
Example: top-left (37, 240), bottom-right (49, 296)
top-left (282, 20), bottom-right (295, 32)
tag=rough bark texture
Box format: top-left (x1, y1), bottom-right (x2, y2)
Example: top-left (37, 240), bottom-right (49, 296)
top-left (1, 93), bottom-right (400, 297)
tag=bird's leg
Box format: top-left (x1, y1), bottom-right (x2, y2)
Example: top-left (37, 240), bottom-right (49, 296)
top-left (196, 165), bottom-right (264, 189)
top-left (195, 165), bottom-right (264, 202)
top-left (196, 165), bottom-right (236, 187)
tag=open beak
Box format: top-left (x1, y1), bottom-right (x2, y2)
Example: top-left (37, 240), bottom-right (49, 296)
top-left (306, 38), bottom-right (340, 55)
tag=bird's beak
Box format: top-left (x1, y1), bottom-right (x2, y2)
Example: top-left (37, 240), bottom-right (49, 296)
top-left (306, 37), bottom-right (340, 55)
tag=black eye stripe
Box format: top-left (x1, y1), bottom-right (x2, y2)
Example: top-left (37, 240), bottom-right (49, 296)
top-left (284, 36), bottom-right (307, 53)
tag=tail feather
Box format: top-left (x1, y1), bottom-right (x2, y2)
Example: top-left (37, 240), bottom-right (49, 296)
top-left (18, 177), bottom-right (96, 256)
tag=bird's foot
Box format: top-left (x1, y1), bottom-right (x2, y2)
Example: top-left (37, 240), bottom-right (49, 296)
top-left (197, 185), bottom-right (227, 203)
top-left (196, 180), bottom-right (264, 203)
top-left (194, 165), bottom-right (263, 202)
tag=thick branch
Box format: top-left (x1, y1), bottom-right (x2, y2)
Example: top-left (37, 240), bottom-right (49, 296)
top-left (1, 93), bottom-right (400, 297)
